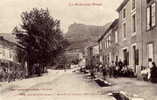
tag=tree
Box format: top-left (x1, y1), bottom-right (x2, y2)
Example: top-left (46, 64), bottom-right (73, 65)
top-left (13, 8), bottom-right (69, 75)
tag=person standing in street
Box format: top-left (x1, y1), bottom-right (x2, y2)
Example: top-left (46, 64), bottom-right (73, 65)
top-left (118, 59), bottom-right (123, 76)
top-left (7, 68), bottom-right (13, 83)
top-left (150, 62), bottom-right (157, 83)
top-left (109, 61), bottom-right (114, 78)
top-left (102, 65), bottom-right (107, 80)
top-left (64, 64), bottom-right (66, 72)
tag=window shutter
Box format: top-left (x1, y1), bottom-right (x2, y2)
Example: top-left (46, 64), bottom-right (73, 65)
top-left (151, 3), bottom-right (156, 27)
top-left (147, 7), bottom-right (151, 30)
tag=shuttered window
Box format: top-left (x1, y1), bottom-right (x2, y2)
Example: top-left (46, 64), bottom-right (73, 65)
top-left (147, 2), bottom-right (156, 30)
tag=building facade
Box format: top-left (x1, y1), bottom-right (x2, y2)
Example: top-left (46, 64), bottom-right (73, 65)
top-left (84, 43), bottom-right (100, 68)
top-left (0, 34), bottom-right (23, 81)
top-left (64, 49), bottom-right (82, 64)
top-left (92, 44), bottom-right (100, 66)
top-left (141, 0), bottom-right (157, 69)
top-left (117, 0), bottom-right (143, 75)
top-left (98, 19), bottom-right (119, 66)
top-left (0, 36), bottom-right (18, 64)
top-left (85, 46), bottom-right (93, 67)
top-left (98, 0), bottom-right (157, 76)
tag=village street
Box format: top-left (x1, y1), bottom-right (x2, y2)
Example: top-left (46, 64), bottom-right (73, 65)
top-left (0, 69), bottom-right (114, 100)
top-left (1, 69), bottom-right (157, 100)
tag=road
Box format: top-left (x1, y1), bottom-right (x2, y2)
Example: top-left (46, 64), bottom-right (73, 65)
top-left (0, 69), bottom-right (115, 100)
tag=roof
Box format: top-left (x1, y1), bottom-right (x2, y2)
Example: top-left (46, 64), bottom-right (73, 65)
top-left (97, 22), bottom-right (112, 42)
top-left (116, 0), bottom-right (129, 12)
top-left (86, 42), bottom-right (98, 49)
top-left (0, 33), bottom-right (18, 44)
top-left (98, 19), bottom-right (119, 42)
top-left (109, 19), bottom-right (119, 30)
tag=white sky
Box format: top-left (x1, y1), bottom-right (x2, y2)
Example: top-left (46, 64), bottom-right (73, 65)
top-left (0, 0), bottom-right (123, 33)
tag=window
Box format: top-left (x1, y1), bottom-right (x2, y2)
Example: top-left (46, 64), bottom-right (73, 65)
top-left (106, 40), bottom-right (107, 48)
top-left (107, 38), bottom-right (109, 48)
top-left (147, 7), bottom-right (151, 30)
top-left (109, 52), bottom-right (112, 63)
top-left (105, 41), bottom-right (107, 49)
top-left (132, 0), bottom-right (136, 10)
top-left (115, 31), bottom-right (118, 43)
top-left (99, 41), bottom-right (103, 50)
top-left (104, 41), bottom-right (105, 49)
top-left (132, 14), bottom-right (136, 33)
top-left (123, 23), bottom-right (126, 38)
top-left (5, 49), bottom-right (9, 59)
top-left (151, 3), bottom-right (156, 26)
top-left (100, 56), bottom-right (103, 63)
top-left (2, 49), bottom-right (5, 57)
top-left (99, 42), bottom-right (102, 50)
top-left (147, 43), bottom-right (154, 61)
top-left (0, 46), bottom-right (3, 59)
top-left (108, 35), bottom-right (111, 46)
top-left (123, 9), bottom-right (126, 19)
top-left (106, 40), bottom-right (107, 49)
top-left (9, 51), bottom-right (12, 58)
top-left (147, 2), bottom-right (156, 30)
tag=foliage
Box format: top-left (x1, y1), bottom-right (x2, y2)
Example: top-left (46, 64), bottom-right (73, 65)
top-left (13, 8), bottom-right (69, 75)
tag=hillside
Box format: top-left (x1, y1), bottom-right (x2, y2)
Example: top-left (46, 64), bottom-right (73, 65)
top-left (65, 23), bottom-right (111, 50)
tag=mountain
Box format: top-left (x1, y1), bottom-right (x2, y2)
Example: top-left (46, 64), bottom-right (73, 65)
top-left (64, 23), bottom-right (111, 50)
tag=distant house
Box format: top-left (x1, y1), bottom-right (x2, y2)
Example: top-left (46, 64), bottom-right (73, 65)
top-left (0, 33), bottom-right (24, 75)
top-left (98, 19), bottom-right (119, 65)
top-left (0, 34), bottom-right (20, 62)
top-left (84, 43), bottom-right (100, 68)
top-left (84, 45), bottom-right (93, 67)
top-left (0, 36), bottom-right (17, 63)
top-left (64, 49), bottom-right (83, 64)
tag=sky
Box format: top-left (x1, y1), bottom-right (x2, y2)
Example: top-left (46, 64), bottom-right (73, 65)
top-left (0, 0), bottom-right (123, 33)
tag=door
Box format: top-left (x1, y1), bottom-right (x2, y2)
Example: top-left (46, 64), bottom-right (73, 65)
top-left (147, 43), bottom-right (154, 68)
top-left (132, 45), bottom-right (139, 73)
top-left (123, 49), bottom-right (129, 66)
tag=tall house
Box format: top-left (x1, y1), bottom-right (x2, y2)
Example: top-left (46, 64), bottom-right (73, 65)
top-left (98, 19), bottom-right (119, 65)
top-left (117, 0), bottom-right (142, 74)
top-left (141, 0), bottom-right (157, 67)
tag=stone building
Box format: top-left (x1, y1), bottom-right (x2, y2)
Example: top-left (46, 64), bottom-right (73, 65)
top-left (92, 44), bottom-right (100, 66)
top-left (141, 0), bottom-right (157, 68)
top-left (98, 19), bottom-right (119, 66)
top-left (0, 33), bottom-right (24, 81)
top-left (116, 0), bottom-right (142, 75)
top-left (84, 44), bottom-right (94, 67)
top-left (64, 49), bottom-right (82, 64)
top-left (97, 0), bottom-right (157, 77)
top-left (84, 43), bottom-right (99, 68)
top-left (0, 34), bottom-right (20, 64)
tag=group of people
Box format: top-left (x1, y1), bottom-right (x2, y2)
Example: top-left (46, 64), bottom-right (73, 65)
top-left (141, 62), bottom-right (157, 83)
top-left (101, 60), bottom-right (134, 79)
top-left (86, 60), bottom-right (134, 80)
top-left (0, 66), bottom-right (25, 82)
top-left (88, 60), bottom-right (157, 83)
